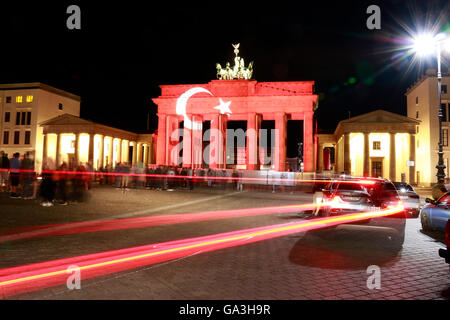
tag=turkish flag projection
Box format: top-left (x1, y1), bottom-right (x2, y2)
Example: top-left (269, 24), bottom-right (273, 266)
top-left (0, 204), bottom-right (403, 298)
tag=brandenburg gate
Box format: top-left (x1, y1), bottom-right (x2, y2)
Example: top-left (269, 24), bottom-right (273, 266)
top-left (152, 44), bottom-right (318, 172)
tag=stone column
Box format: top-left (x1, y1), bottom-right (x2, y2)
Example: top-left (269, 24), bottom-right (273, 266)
top-left (99, 135), bottom-right (105, 168)
top-left (192, 115), bottom-right (203, 168)
top-left (343, 133), bottom-right (350, 174)
top-left (334, 143), bottom-right (338, 173)
top-left (42, 133), bottom-right (48, 166)
top-left (209, 115), bottom-right (220, 169)
top-left (117, 139), bottom-right (122, 163)
top-left (167, 116), bottom-right (179, 166)
top-left (390, 133), bottom-right (396, 181)
top-left (275, 113), bottom-right (287, 171)
top-left (318, 145), bottom-right (324, 172)
top-left (109, 137), bottom-right (114, 166)
top-left (88, 133), bottom-right (94, 166)
top-left (182, 115), bottom-right (193, 168)
top-left (156, 114), bottom-right (166, 166)
top-left (74, 133), bottom-right (80, 166)
top-left (246, 113), bottom-right (261, 170)
top-left (303, 112), bottom-right (314, 172)
top-left (363, 132), bottom-right (370, 177)
top-left (409, 134), bottom-right (416, 185)
top-left (132, 142), bottom-right (137, 165)
top-left (55, 133), bottom-right (61, 168)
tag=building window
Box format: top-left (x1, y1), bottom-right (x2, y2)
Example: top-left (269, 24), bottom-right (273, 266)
top-left (373, 141), bottom-right (381, 150)
top-left (442, 85), bottom-right (447, 94)
top-left (21, 112), bottom-right (26, 125)
top-left (58, 103), bottom-right (63, 110)
top-left (3, 131), bottom-right (9, 144)
top-left (416, 111), bottom-right (419, 119)
top-left (442, 104), bottom-right (447, 122)
top-left (16, 96), bottom-right (23, 103)
top-left (6, 96), bottom-right (11, 103)
top-left (26, 112), bottom-right (31, 125)
top-left (24, 131), bottom-right (31, 145)
top-left (4, 112), bottom-right (10, 123)
top-left (26, 95), bottom-right (33, 103)
top-left (416, 96), bottom-right (419, 105)
top-left (15, 112), bottom-right (20, 125)
top-left (417, 125), bottom-right (419, 133)
top-left (13, 131), bottom-right (20, 144)
top-left (443, 129), bottom-right (448, 147)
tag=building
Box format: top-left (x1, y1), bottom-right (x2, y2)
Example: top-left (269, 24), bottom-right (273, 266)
top-left (0, 83), bottom-right (80, 170)
top-left (0, 82), bottom-right (155, 170)
top-left (405, 68), bottom-right (450, 186)
top-left (317, 110), bottom-right (419, 184)
top-left (152, 44), bottom-right (319, 172)
top-left (152, 79), bottom-right (318, 171)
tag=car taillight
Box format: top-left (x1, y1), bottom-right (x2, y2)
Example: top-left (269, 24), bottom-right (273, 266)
top-left (445, 220), bottom-right (450, 248)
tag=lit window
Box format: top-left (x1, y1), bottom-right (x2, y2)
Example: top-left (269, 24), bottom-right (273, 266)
top-left (3, 131), bottom-right (9, 145)
top-left (26, 95), bottom-right (33, 103)
top-left (373, 141), bottom-right (381, 150)
top-left (16, 96), bottom-right (23, 103)
top-left (24, 131), bottom-right (31, 145)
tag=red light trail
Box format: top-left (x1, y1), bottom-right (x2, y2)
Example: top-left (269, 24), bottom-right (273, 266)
top-left (0, 202), bottom-right (323, 243)
top-left (0, 203), bottom-right (404, 298)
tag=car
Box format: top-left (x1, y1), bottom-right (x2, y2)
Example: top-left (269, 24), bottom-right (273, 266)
top-left (392, 182), bottom-right (420, 218)
top-left (438, 220), bottom-right (450, 265)
top-left (420, 191), bottom-right (450, 232)
top-left (312, 178), bottom-right (406, 245)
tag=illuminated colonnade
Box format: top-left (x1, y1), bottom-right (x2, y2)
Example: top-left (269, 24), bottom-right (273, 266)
top-left (40, 114), bottom-right (154, 170)
top-left (317, 110), bottom-right (419, 184)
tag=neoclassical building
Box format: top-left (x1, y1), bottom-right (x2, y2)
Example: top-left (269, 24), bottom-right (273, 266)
top-left (317, 110), bottom-right (419, 184)
top-left (40, 114), bottom-right (154, 170)
top-left (0, 82), bottom-right (80, 170)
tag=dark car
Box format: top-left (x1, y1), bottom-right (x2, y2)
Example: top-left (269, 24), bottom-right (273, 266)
top-left (312, 178), bottom-right (406, 245)
top-left (393, 182), bottom-right (420, 218)
top-left (438, 220), bottom-right (450, 265)
top-left (420, 192), bottom-right (450, 232)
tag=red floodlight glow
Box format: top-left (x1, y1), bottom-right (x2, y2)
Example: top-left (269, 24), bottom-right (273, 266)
top-left (0, 203), bottom-right (404, 298)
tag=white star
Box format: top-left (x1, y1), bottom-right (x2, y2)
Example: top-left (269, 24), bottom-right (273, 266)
top-left (214, 98), bottom-right (232, 115)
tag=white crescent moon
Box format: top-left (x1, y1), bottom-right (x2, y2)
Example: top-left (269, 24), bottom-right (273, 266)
top-left (176, 87), bottom-right (212, 130)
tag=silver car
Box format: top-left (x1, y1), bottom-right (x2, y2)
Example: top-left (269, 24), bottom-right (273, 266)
top-left (392, 182), bottom-right (420, 218)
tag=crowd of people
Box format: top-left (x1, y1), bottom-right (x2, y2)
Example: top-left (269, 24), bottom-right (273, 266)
top-left (0, 151), bottom-right (92, 206)
top-left (0, 152), bottom-right (249, 207)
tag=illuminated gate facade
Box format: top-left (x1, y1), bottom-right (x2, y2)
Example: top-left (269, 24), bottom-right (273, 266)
top-left (152, 79), bottom-right (318, 172)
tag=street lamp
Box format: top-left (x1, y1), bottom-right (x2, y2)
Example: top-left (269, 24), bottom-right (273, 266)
top-left (413, 32), bottom-right (450, 184)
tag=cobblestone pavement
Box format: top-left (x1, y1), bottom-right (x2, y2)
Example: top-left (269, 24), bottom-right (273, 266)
top-left (1, 185), bottom-right (448, 300)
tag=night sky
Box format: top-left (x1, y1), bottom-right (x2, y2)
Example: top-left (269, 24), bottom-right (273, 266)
top-left (1, 1), bottom-right (448, 154)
